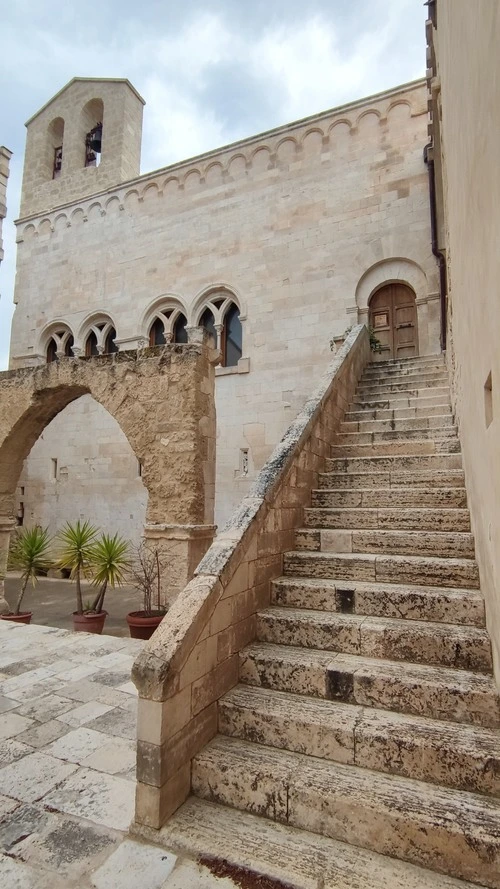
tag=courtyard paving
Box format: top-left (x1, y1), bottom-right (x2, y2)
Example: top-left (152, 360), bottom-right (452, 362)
top-left (0, 621), bottom-right (237, 888)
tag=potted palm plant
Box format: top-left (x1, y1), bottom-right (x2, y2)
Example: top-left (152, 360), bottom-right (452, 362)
top-left (88, 532), bottom-right (130, 622)
top-left (126, 542), bottom-right (168, 640)
top-left (57, 519), bottom-right (101, 633)
top-left (2, 526), bottom-right (52, 624)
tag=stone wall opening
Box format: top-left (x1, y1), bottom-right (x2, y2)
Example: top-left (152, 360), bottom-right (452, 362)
top-left (0, 344), bottom-right (216, 614)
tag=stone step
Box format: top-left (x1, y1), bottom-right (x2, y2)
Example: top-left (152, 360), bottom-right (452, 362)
top-left (368, 353), bottom-right (445, 367)
top-left (192, 736), bottom-right (500, 886)
top-left (346, 404), bottom-right (453, 421)
top-left (295, 528), bottom-right (475, 559)
top-left (341, 415), bottom-right (455, 433)
top-left (157, 797), bottom-right (480, 889)
top-left (351, 391), bottom-right (451, 410)
top-left (271, 577), bottom-right (485, 627)
top-left (363, 364), bottom-right (447, 381)
top-left (325, 453), bottom-right (462, 473)
top-left (283, 551), bottom-right (480, 589)
top-left (239, 643), bottom-right (500, 727)
top-left (220, 685), bottom-right (500, 796)
top-left (256, 607), bottom-right (491, 672)
top-left (303, 507), bottom-right (471, 532)
top-left (357, 373), bottom-right (449, 392)
top-left (312, 486), bottom-right (467, 508)
top-left (318, 469), bottom-right (465, 490)
top-left (364, 355), bottom-right (445, 372)
top-left (335, 425), bottom-right (457, 442)
top-left (330, 438), bottom-right (460, 458)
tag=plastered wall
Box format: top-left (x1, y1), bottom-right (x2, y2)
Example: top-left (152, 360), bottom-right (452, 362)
top-left (432, 1), bottom-right (500, 679)
top-left (11, 79), bottom-right (439, 533)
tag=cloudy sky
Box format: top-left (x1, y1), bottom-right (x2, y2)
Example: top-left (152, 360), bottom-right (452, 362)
top-left (0, 0), bottom-right (426, 369)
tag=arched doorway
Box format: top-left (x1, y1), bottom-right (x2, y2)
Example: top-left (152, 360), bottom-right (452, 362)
top-left (369, 283), bottom-right (419, 361)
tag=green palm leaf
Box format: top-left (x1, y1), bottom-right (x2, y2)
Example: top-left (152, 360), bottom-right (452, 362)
top-left (8, 526), bottom-right (52, 615)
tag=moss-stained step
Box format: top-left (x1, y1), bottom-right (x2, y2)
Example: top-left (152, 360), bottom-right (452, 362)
top-left (325, 453), bottom-right (462, 473)
top-left (351, 391), bottom-right (451, 410)
top-left (283, 551), bottom-right (480, 589)
top-left (239, 643), bottom-right (500, 727)
top-left (256, 607), bottom-right (491, 671)
top-left (341, 414), bottom-right (455, 433)
top-left (219, 685), bottom-right (500, 796)
top-left (158, 797), bottom-right (481, 889)
top-left (318, 469), bottom-right (465, 490)
top-left (304, 506), bottom-right (470, 531)
top-left (294, 528), bottom-right (476, 559)
top-left (312, 487), bottom-right (467, 508)
top-left (357, 372), bottom-right (448, 391)
top-left (192, 736), bottom-right (500, 887)
top-left (271, 576), bottom-right (485, 627)
top-left (346, 403), bottom-right (453, 422)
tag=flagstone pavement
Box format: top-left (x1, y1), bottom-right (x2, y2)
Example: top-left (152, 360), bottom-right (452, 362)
top-left (0, 621), bottom-right (237, 888)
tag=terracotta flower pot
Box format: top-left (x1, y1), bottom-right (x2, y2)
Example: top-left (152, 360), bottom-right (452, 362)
top-left (72, 610), bottom-right (108, 634)
top-left (1, 611), bottom-right (33, 625)
top-left (126, 610), bottom-right (165, 640)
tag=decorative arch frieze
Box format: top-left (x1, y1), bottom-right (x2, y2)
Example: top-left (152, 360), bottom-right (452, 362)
top-left (16, 84), bottom-right (427, 237)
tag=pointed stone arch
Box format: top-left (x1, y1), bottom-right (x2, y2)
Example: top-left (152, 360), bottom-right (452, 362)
top-left (0, 346), bottom-right (216, 612)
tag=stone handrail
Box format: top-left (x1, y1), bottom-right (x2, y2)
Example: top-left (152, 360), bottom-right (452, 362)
top-left (132, 323), bottom-right (370, 829)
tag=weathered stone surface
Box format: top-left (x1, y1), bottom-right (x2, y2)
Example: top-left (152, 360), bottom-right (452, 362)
top-left (257, 607), bottom-right (492, 671)
top-left (305, 506), bottom-right (471, 531)
top-left (271, 577), bottom-right (485, 626)
top-left (192, 737), bottom-right (500, 887)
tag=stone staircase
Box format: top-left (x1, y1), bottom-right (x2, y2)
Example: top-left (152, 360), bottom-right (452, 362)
top-left (162, 355), bottom-right (500, 889)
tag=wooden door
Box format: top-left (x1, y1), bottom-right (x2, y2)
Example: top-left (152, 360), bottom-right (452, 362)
top-left (369, 284), bottom-right (418, 361)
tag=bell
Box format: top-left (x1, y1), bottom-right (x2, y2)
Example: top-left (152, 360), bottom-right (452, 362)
top-left (89, 124), bottom-right (102, 153)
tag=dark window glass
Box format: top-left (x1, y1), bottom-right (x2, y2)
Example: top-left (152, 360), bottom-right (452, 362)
top-left (46, 338), bottom-right (58, 363)
top-left (200, 307), bottom-right (216, 345)
top-left (149, 318), bottom-right (166, 346)
top-left (224, 303), bottom-right (242, 367)
top-left (104, 327), bottom-right (118, 354)
top-left (173, 313), bottom-right (188, 344)
top-left (65, 336), bottom-right (74, 357)
top-left (85, 331), bottom-right (99, 357)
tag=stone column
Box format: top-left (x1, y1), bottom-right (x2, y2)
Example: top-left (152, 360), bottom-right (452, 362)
top-left (0, 517), bottom-right (15, 614)
top-left (143, 523), bottom-right (216, 606)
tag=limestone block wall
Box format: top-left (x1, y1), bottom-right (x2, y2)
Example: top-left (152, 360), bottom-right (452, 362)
top-left (131, 325), bottom-right (370, 830)
top-left (11, 80), bottom-right (438, 531)
top-left (431, 1), bottom-right (500, 680)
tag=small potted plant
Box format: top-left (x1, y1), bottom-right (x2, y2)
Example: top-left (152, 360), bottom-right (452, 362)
top-left (2, 526), bottom-right (52, 624)
top-left (126, 542), bottom-right (168, 640)
top-left (57, 519), bottom-right (102, 633)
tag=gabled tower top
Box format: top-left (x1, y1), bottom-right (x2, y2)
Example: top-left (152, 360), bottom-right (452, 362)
top-left (20, 78), bottom-right (145, 219)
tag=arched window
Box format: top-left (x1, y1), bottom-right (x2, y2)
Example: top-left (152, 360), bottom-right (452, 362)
top-left (85, 331), bottom-right (99, 357)
top-left (48, 117), bottom-right (64, 180)
top-left (46, 332), bottom-right (73, 363)
top-left (200, 307), bottom-right (216, 346)
top-left (222, 302), bottom-right (242, 367)
top-left (149, 318), bottom-right (166, 346)
top-left (47, 338), bottom-right (58, 363)
top-left (173, 313), bottom-right (188, 344)
top-left (82, 99), bottom-right (104, 168)
top-left (149, 310), bottom-right (188, 346)
top-left (104, 327), bottom-right (118, 354)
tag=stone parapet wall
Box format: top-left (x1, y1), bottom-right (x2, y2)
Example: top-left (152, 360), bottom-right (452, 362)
top-left (132, 325), bottom-right (370, 829)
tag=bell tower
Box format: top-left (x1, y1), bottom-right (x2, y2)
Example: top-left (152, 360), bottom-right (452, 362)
top-left (19, 78), bottom-right (145, 219)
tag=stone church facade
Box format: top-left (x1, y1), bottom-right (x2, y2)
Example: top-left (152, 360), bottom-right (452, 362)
top-left (10, 76), bottom-right (440, 541)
